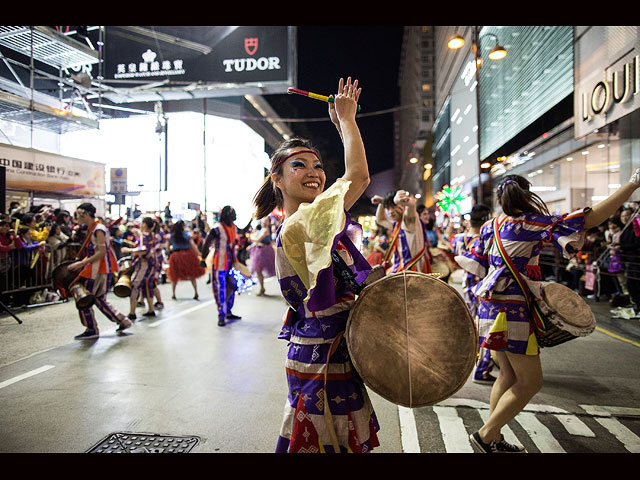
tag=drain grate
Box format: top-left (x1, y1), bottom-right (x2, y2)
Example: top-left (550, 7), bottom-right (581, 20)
top-left (87, 432), bottom-right (200, 453)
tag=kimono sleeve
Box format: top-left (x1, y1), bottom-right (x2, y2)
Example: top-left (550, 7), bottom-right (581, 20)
top-left (454, 223), bottom-right (491, 279)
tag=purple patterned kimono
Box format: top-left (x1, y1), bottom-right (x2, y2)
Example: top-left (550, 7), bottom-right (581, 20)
top-left (274, 207), bottom-right (381, 453)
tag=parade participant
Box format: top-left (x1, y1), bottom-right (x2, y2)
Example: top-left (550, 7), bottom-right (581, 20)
top-left (372, 189), bottom-right (432, 274)
top-left (167, 220), bottom-right (206, 300)
top-left (249, 216), bottom-right (276, 296)
top-left (456, 171), bottom-right (640, 453)
top-left (254, 76), bottom-right (380, 453)
top-left (365, 225), bottom-right (389, 267)
top-left (68, 203), bottom-right (131, 339)
top-left (151, 219), bottom-right (167, 308)
top-left (122, 216), bottom-right (157, 320)
top-left (451, 204), bottom-right (496, 385)
top-left (201, 205), bottom-right (241, 326)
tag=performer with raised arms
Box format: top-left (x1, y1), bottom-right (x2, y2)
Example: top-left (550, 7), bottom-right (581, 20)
top-left (371, 189), bottom-right (432, 274)
top-left (254, 77), bottom-right (380, 453)
top-left (68, 203), bottom-right (131, 339)
top-left (456, 171), bottom-right (640, 453)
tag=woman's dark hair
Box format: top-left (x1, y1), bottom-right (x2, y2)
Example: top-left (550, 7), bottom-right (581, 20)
top-left (470, 204), bottom-right (492, 228)
top-left (497, 175), bottom-right (550, 216)
top-left (608, 217), bottom-right (623, 229)
top-left (253, 137), bottom-right (321, 219)
top-left (171, 220), bottom-right (188, 242)
top-left (172, 220), bottom-right (185, 237)
top-left (382, 191), bottom-right (397, 209)
top-left (21, 212), bottom-right (35, 225)
top-left (56, 210), bottom-right (70, 224)
top-left (141, 216), bottom-right (155, 230)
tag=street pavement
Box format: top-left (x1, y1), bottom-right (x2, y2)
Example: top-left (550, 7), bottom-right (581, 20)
top-left (1, 271), bottom-right (639, 454)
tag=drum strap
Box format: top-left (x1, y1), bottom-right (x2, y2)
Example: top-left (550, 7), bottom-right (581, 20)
top-left (383, 222), bottom-right (429, 273)
top-left (383, 222), bottom-right (402, 264)
top-left (493, 217), bottom-right (548, 335)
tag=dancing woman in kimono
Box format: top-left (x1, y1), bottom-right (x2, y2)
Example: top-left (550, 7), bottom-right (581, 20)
top-left (253, 77), bottom-right (380, 453)
top-left (456, 170), bottom-right (640, 453)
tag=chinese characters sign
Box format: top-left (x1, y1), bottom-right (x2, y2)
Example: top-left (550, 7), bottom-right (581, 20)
top-left (0, 143), bottom-right (105, 196)
top-left (104, 26), bottom-right (292, 88)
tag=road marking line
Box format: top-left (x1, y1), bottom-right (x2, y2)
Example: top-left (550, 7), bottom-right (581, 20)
top-left (580, 404), bottom-right (640, 418)
top-left (0, 365), bottom-right (55, 390)
top-left (433, 405), bottom-right (473, 453)
top-left (595, 326), bottom-right (640, 348)
top-left (397, 406), bottom-right (421, 453)
top-left (516, 411), bottom-right (565, 453)
top-left (554, 414), bottom-right (595, 437)
top-left (147, 300), bottom-right (214, 328)
top-left (594, 417), bottom-right (640, 453)
top-left (478, 409), bottom-right (522, 446)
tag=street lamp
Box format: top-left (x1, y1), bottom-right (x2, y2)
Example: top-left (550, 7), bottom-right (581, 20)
top-left (447, 26), bottom-right (507, 205)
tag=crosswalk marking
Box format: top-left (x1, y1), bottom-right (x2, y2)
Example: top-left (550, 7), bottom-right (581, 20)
top-left (514, 412), bottom-right (566, 453)
top-left (398, 406), bottom-right (420, 453)
top-left (595, 417), bottom-right (640, 453)
top-left (555, 415), bottom-right (595, 437)
top-left (580, 405), bottom-right (640, 418)
top-left (425, 398), bottom-right (640, 453)
top-left (433, 406), bottom-right (473, 453)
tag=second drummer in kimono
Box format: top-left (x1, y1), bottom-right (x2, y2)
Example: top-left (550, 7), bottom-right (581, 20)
top-left (201, 206), bottom-right (241, 326)
top-left (372, 189), bottom-right (432, 274)
top-left (122, 216), bottom-right (157, 320)
top-left (452, 204), bottom-right (496, 384)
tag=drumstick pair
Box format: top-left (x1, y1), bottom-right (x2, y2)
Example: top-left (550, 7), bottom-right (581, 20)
top-left (287, 87), bottom-right (362, 112)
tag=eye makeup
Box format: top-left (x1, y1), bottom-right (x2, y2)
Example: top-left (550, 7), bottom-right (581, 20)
top-left (271, 149), bottom-right (321, 173)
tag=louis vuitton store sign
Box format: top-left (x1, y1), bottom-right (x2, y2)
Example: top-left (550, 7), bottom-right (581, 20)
top-left (575, 26), bottom-right (640, 139)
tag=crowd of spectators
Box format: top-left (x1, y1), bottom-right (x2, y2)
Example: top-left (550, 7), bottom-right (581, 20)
top-left (0, 200), bottom-right (282, 310)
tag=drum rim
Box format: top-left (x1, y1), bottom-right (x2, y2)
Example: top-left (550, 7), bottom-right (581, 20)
top-left (345, 271), bottom-right (478, 408)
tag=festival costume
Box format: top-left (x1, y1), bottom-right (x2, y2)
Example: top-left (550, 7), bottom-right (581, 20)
top-left (202, 222), bottom-right (239, 319)
top-left (167, 232), bottom-right (206, 282)
top-left (130, 232), bottom-right (156, 300)
top-left (274, 178), bottom-right (380, 453)
top-left (452, 231), bottom-right (494, 380)
top-left (75, 221), bottom-right (127, 333)
top-left (249, 230), bottom-right (276, 279)
top-left (455, 210), bottom-right (588, 355)
top-left (153, 232), bottom-right (166, 284)
top-left (384, 214), bottom-right (432, 274)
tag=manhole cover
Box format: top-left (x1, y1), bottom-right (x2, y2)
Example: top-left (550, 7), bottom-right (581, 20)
top-left (87, 432), bottom-right (200, 453)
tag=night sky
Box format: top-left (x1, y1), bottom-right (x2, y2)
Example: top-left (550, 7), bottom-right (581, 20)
top-left (265, 26), bottom-right (405, 184)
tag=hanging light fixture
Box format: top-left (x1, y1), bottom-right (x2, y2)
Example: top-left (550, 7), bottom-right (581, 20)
top-left (447, 35), bottom-right (465, 49)
top-left (488, 43), bottom-right (507, 60)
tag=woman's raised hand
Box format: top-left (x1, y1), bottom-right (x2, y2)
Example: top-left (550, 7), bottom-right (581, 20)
top-left (332, 77), bottom-right (361, 124)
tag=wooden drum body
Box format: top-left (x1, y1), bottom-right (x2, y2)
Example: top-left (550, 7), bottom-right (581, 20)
top-left (345, 271), bottom-right (478, 408)
top-left (536, 282), bottom-right (596, 347)
top-left (51, 261), bottom-right (95, 310)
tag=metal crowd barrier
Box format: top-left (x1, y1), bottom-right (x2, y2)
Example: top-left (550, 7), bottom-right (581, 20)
top-left (0, 242), bottom-right (73, 310)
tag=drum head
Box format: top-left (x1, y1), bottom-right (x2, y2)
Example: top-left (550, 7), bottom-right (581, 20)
top-left (542, 282), bottom-right (596, 328)
top-left (430, 260), bottom-right (450, 277)
top-left (345, 271), bottom-right (477, 408)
